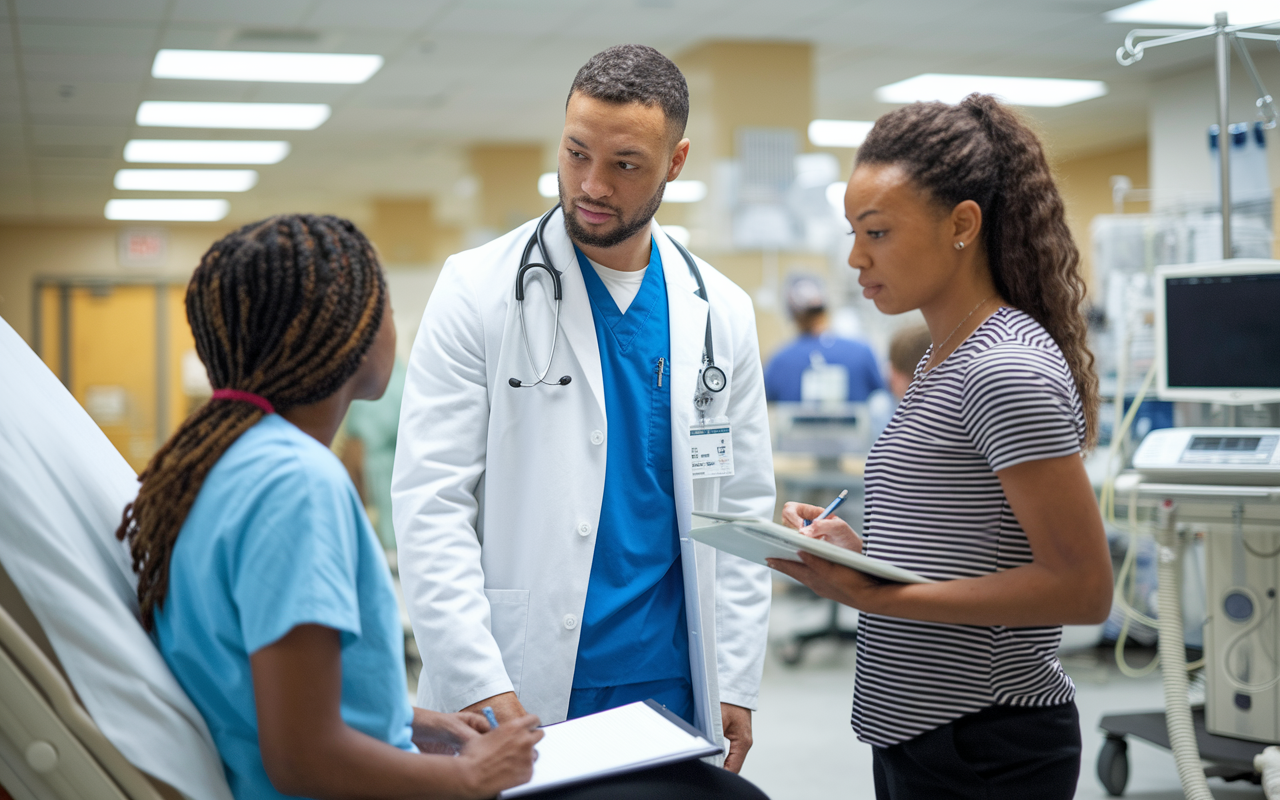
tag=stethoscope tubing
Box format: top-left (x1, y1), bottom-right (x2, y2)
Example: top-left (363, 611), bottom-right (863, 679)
top-left (512, 203), bottom-right (724, 396)
top-left (514, 207), bottom-right (565, 387)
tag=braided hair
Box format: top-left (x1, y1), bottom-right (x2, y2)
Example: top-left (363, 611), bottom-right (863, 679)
top-left (856, 94), bottom-right (1099, 448)
top-left (116, 214), bottom-right (387, 629)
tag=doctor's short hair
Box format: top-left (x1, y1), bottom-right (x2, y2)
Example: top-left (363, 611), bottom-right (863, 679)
top-left (568, 44), bottom-right (689, 144)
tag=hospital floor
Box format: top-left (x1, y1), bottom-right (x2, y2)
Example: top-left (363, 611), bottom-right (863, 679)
top-left (396, 578), bottom-right (1264, 798)
top-left (737, 585), bottom-right (1265, 800)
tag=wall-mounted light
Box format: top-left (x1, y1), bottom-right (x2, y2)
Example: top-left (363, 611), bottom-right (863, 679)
top-left (137, 101), bottom-right (331, 130)
top-left (875, 74), bottom-right (1108, 107)
top-left (540, 174), bottom-right (707, 203)
top-left (663, 181), bottom-right (707, 203)
top-left (124, 140), bottom-right (290, 164)
top-left (538, 172), bottom-right (558, 198)
top-left (808, 120), bottom-right (875, 148)
top-left (1106, 0), bottom-right (1279, 26)
top-left (104, 199), bottom-right (230, 221)
top-left (152, 49), bottom-right (383, 84)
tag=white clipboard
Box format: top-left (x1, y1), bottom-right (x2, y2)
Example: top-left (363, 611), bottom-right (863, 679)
top-left (690, 512), bottom-right (931, 585)
top-left (499, 700), bottom-right (721, 797)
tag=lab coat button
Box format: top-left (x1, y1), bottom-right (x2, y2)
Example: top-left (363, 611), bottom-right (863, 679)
top-left (590, 430), bottom-right (604, 445)
top-left (577, 523), bottom-right (591, 537)
top-left (563, 614), bottom-right (578, 630)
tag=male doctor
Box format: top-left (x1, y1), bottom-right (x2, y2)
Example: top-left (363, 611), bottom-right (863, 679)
top-left (392, 44), bottom-right (773, 772)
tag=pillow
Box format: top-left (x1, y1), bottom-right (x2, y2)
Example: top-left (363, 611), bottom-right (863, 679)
top-left (0, 317), bottom-right (232, 800)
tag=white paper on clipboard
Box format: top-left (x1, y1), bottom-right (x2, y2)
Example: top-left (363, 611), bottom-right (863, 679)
top-left (690, 512), bottom-right (931, 585)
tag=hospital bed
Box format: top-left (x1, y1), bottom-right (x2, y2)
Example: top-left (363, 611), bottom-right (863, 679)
top-left (0, 317), bottom-right (233, 800)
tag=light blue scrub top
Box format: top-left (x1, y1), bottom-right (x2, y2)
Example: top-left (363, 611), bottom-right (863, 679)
top-left (153, 414), bottom-right (415, 800)
top-left (569, 239), bottom-right (694, 723)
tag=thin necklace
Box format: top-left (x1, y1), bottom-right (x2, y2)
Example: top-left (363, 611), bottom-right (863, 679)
top-left (923, 295), bottom-right (994, 374)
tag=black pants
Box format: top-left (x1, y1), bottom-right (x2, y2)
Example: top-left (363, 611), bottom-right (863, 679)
top-left (872, 702), bottom-right (1081, 800)
top-left (529, 760), bottom-right (770, 799)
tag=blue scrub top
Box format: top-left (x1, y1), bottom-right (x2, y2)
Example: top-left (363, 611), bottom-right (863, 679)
top-left (569, 239), bottom-right (694, 722)
top-left (763, 333), bottom-right (885, 402)
top-left (153, 415), bottom-right (415, 800)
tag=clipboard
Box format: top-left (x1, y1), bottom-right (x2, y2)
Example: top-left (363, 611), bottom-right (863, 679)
top-left (499, 700), bottom-right (722, 798)
top-left (690, 511), bottom-right (931, 585)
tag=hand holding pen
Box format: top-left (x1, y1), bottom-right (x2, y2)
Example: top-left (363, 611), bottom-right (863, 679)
top-left (803, 489), bottom-right (848, 527)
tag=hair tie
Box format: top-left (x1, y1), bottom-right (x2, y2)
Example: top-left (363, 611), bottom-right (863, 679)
top-left (211, 388), bottom-right (275, 415)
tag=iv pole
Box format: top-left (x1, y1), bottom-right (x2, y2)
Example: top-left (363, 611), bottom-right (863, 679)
top-left (1116, 13), bottom-right (1280, 259)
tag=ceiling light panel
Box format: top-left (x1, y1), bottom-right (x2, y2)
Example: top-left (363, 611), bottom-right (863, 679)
top-left (808, 120), bottom-right (876, 148)
top-left (875, 74), bottom-right (1108, 107)
top-left (152, 49), bottom-right (384, 84)
top-left (1106, 0), bottom-right (1280, 26)
top-left (114, 169), bottom-right (259, 192)
top-left (538, 172), bottom-right (558, 198)
top-left (664, 181), bottom-right (707, 203)
top-left (539, 174), bottom-right (706, 203)
top-left (104, 199), bottom-right (230, 221)
top-left (123, 140), bottom-right (290, 164)
top-left (136, 101), bottom-right (331, 130)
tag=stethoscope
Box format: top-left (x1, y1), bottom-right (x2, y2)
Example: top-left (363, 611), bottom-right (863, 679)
top-left (509, 204), bottom-right (726, 409)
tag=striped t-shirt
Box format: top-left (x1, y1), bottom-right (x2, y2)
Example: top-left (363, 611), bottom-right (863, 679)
top-left (852, 306), bottom-right (1085, 748)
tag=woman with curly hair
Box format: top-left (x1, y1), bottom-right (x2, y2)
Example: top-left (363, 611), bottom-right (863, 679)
top-left (770, 95), bottom-right (1112, 799)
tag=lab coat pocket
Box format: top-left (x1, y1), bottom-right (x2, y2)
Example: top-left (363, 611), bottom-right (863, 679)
top-left (484, 588), bottom-right (530, 695)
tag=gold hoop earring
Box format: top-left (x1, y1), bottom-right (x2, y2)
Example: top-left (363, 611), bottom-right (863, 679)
top-left (954, 241), bottom-right (965, 251)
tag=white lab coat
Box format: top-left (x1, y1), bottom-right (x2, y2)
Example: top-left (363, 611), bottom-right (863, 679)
top-left (391, 209), bottom-right (773, 745)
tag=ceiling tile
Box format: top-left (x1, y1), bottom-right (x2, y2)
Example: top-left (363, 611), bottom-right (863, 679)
top-left (305, 0), bottom-right (452, 31)
top-left (15, 0), bottom-right (168, 23)
top-left (21, 52), bottom-right (149, 82)
top-left (29, 123), bottom-right (128, 145)
top-left (18, 22), bottom-right (159, 55)
top-left (25, 82), bottom-right (139, 118)
top-left (169, 0), bottom-right (314, 27)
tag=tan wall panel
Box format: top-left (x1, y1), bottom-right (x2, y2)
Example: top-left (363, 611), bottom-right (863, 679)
top-left (70, 285), bottom-right (157, 472)
top-left (38, 286), bottom-right (61, 378)
top-left (471, 145), bottom-right (547, 233)
top-left (369, 198), bottom-right (464, 266)
top-left (0, 223), bottom-right (231, 346)
top-left (1052, 141), bottom-right (1150, 294)
top-left (676, 41), bottom-right (813, 160)
top-left (168, 285), bottom-right (198, 434)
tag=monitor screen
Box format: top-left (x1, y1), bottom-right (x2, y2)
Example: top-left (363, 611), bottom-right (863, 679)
top-left (1164, 271), bottom-right (1280, 390)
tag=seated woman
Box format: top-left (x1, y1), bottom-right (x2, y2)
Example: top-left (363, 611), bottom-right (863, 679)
top-left (116, 214), bottom-right (542, 799)
top-left (118, 214), bottom-right (768, 800)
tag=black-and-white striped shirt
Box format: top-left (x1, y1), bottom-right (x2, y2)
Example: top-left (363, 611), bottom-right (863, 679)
top-left (852, 307), bottom-right (1084, 748)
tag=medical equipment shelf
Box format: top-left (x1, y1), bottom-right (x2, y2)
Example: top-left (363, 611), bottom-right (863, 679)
top-left (1097, 708), bottom-right (1263, 796)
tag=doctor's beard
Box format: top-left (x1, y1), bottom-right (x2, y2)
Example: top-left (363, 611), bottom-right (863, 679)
top-left (560, 177), bottom-right (665, 249)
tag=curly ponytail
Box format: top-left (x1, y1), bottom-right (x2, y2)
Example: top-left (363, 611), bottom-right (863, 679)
top-left (117, 214), bottom-right (387, 628)
top-left (855, 94), bottom-right (1099, 448)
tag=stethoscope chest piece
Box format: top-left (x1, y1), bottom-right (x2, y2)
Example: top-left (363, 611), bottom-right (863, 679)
top-left (701, 365), bottom-right (727, 393)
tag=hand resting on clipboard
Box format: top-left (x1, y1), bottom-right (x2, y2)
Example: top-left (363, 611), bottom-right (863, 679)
top-left (689, 511), bottom-right (931, 585)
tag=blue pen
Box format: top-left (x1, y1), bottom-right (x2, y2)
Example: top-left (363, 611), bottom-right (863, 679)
top-left (804, 489), bottom-right (848, 526)
top-left (482, 706), bottom-right (499, 730)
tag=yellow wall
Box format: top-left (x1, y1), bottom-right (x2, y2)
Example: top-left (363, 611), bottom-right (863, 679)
top-left (0, 223), bottom-right (228, 346)
top-left (368, 198), bottom-right (463, 266)
top-left (675, 41), bottom-right (818, 360)
top-left (677, 41), bottom-right (814, 159)
top-left (471, 144), bottom-right (547, 233)
top-left (1052, 141), bottom-right (1150, 294)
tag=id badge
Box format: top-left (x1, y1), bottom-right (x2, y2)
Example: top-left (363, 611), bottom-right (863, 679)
top-left (690, 419), bottom-right (734, 479)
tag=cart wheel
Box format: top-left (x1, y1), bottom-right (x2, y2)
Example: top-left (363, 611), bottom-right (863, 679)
top-left (1097, 736), bottom-right (1129, 797)
top-left (775, 639), bottom-right (804, 667)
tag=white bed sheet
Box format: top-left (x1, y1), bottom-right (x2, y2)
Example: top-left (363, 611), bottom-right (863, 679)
top-left (0, 318), bottom-right (232, 800)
